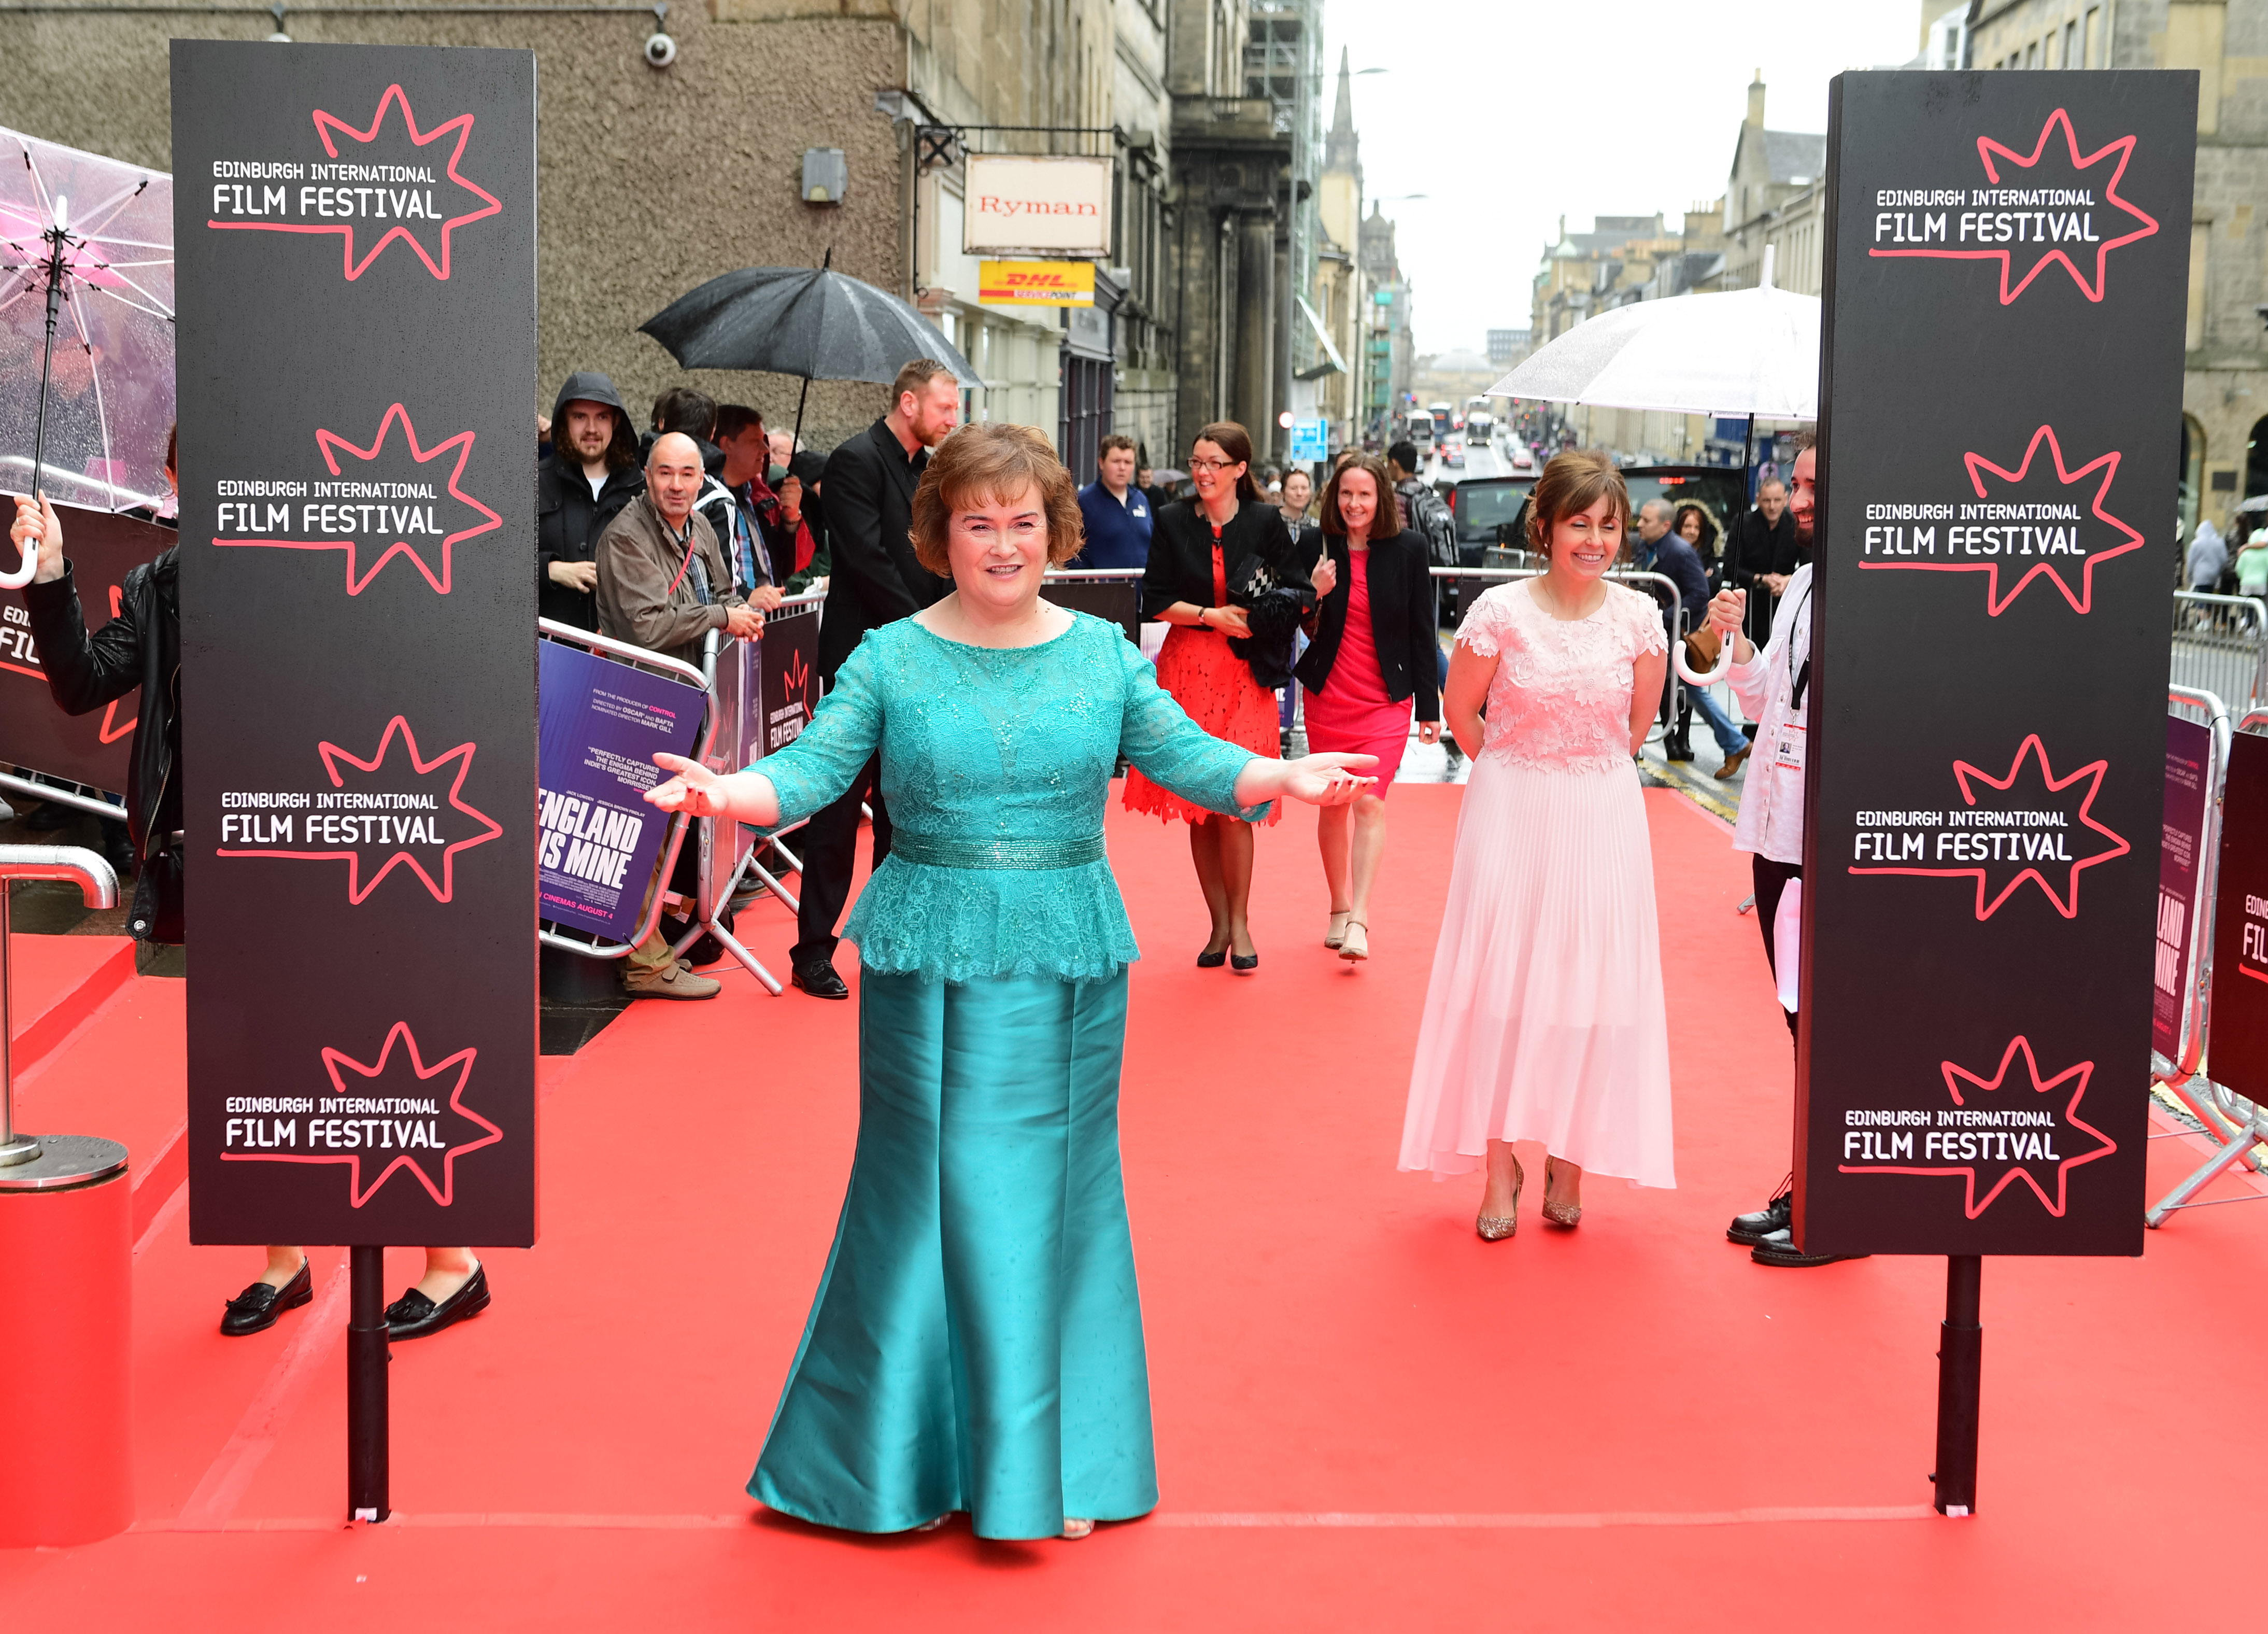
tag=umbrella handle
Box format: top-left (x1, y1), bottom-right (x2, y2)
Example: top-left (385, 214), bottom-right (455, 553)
top-left (1672, 607), bottom-right (1740, 688)
top-left (0, 510), bottom-right (35, 590)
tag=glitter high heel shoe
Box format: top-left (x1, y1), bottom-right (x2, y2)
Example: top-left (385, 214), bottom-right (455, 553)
top-left (1541, 1156), bottom-right (1583, 1228)
top-left (1477, 1154), bottom-right (1524, 1241)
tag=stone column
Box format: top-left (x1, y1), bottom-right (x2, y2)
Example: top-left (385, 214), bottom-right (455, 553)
top-left (1236, 211), bottom-right (1275, 443)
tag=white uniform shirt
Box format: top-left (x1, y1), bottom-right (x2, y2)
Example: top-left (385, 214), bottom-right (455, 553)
top-left (1728, 561), bottom-right (1812, 865)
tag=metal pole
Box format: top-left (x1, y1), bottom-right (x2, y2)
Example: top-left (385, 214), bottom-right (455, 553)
top-left (1932, 1253), bottom-right (1982, 1516)
top-left (0, 884), bottom-right (38, 1167)
top-left (347, 1245), bottom-right (390, 1522)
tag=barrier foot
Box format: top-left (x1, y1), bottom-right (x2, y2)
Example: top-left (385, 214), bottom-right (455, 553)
top-left (2146, 1115), bottom-right (2268, 1227)
top-left (1931, 1254), bottom-right (1982, 1517)
top-left (347, 1245), bottom-right (389, 1523)
top-left (745, 856), bottom-right (800, 915)
top-left (707, 921), bottom-right (784, 997)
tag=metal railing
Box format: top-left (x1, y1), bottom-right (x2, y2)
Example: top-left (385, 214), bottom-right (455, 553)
top-left (1431, 566), bottom-right (1687, 736)
top-left (0, 845), bottom-right (125, 1190)
top-left (2170, 590), bottom-right (2265, 714)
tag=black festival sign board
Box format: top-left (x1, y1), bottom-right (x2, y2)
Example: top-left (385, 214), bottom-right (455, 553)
top-left (0, 504), bottom-right (174, 800)
top-left (173, 40), bottom-right (537, 1247)
top-left (2206, 730), bottom-right (2268, 1106)
top-left (1799, 71), bottom-right (2195, 1257)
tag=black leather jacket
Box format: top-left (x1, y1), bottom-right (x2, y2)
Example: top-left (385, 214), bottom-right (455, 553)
top-left (24, 548), bottom-right (182, 935)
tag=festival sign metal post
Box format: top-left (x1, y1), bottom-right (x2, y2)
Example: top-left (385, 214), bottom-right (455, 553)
top-left (172, 39), bottom-right (537, 1522)
top-left (1805, 69), bottom-right (2195, 1514)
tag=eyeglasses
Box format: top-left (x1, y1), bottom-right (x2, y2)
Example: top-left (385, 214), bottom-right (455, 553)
top-left (1188, 457), bottom-right (1240, 473)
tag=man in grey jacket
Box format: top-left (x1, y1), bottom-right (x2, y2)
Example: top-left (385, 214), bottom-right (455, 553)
top-left (595, 432), bottom-right (763, 996)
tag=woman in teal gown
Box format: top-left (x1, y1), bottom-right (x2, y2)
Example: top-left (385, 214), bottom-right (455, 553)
top-left (646, 423), bottom-right (1371, 1541)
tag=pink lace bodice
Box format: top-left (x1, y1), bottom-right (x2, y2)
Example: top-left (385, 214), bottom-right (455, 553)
top-left (1454, 582), bottom-right (1666, 774)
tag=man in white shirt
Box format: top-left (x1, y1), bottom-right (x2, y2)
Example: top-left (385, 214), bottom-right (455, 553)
top-left (1703, 433), bottom-right (1864, 1269)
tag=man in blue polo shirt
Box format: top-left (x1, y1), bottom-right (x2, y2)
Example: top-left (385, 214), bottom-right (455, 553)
top-left (1075, 433), bottom-right (1152, 569)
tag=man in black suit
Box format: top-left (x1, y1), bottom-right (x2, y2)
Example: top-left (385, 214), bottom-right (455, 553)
top-left (789, 358), bottom-right (962, 998)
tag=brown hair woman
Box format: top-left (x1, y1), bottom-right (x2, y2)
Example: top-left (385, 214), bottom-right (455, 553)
top-left (1125, 420), bottom-right (1301, 970)
top-left (1395, 449), bottom-right (1676, 1235)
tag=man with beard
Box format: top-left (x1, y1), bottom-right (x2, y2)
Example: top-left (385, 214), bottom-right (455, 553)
top-left (537, 372), bottom-right (643, 630)
top-left (1703, 434), bottom-right (1863, 1269)
top-left (787, 359), bottom-right (960, 1001)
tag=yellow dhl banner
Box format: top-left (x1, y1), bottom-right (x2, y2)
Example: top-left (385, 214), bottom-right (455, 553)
top-left (977, 260), bottom-right (1096, 306)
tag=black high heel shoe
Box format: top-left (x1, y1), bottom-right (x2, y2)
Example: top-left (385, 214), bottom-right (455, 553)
top-left (1230, 949), bottom-right (1258, 973)
top-left (1197, 946), bottom-right (1228, 968)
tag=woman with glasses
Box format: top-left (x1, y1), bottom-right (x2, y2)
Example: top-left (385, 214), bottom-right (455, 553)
top-left (1125, 421), bottom-right (1300, 971)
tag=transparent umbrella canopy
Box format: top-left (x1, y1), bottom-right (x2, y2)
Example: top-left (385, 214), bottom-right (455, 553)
top-left (0, 128), bottom-right (176, 517)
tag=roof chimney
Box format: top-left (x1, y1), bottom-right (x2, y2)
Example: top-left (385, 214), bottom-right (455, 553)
top-left (1747, 72), bottom-right (1766, 129)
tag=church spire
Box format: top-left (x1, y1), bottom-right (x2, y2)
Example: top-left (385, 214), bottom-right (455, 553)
top-left (1325, 47), bottom-right (1359, 175)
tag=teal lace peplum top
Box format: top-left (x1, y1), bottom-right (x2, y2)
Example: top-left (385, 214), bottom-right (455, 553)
top-left (756, 612), bottom-right (1272, 983)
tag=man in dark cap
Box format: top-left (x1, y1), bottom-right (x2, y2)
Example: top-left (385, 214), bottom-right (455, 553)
top-left (537, 371), bottom-right (644, 630)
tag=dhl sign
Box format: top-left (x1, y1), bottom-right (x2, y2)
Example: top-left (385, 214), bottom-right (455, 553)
top-left (978, 259), bottom-right (1096, 306)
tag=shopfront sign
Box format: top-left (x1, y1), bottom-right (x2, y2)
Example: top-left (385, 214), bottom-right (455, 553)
top-left (174, 40), bottom-right (537, 1247)
top-left (1799, 70), bottom-right (2196, 1256)
top-left (962, 155), bottom-right (1112, 257)
top-left (977, 258), bottom-right (1096, 306)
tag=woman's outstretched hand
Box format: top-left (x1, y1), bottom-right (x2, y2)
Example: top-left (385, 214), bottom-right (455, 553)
top-left (646, 752), bottom-right (729, 818)
top-left (1275, 752), bottom-right (1378, 808)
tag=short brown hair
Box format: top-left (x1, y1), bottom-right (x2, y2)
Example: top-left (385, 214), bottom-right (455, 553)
top-left (910, 422), bottom-right (1084, 576)
top-left (1524, 449), bottom-right (1631, 557)
top-left (1318, 452), bottom-right (1404, 538)
top-left (1099, 432), bottom-right (1137, 459)
top-left (892, 358), bottom-right (956, 406)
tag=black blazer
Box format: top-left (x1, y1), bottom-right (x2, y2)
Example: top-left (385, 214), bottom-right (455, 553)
top-left (1293, 529), bottom-right (1441, 721)
top-left (816, 417), bottom-right (945, 680)
top-left (1140, 498), bottom-right (1298, 618)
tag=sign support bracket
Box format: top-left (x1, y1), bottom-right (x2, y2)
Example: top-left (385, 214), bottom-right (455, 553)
top-left (1931, 1253), bottom-right (1982, 1516)
top-left (347, 1244), bottom-right (390, 1523)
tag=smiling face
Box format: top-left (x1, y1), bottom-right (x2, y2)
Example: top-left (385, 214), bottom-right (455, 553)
top-left (1334, 467), bottom-right (1379, 538)
top-left (1547, 494), bottom-right (1623, 581)
top-left (947, 481), bottom-right (1051, 616)
top-left (1190, 438), bottom-right (1245, 508)
top-left (646, 432), bottom-right (704, 526)
top-left (1759, 480), bottom-right (1787, 524)
top-left (1677, 509), bottom-right (1703, 544)
top-left (563, 401), bottom-right (616, 466)
top-left (1789, 448), bottom-right (1817, 547)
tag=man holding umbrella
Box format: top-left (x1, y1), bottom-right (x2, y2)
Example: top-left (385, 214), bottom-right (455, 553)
top-left (788, 359), bottom-right (960, 1001)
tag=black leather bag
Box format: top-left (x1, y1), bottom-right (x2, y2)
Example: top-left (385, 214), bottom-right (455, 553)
top-left (1226, 556), bottom-right (1314, 691)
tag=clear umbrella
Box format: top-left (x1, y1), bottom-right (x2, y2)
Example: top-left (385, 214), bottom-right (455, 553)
top-left (1489, 246), bottom-right (1818, 683)
top-left (0, 128), bottom-right (176, 567)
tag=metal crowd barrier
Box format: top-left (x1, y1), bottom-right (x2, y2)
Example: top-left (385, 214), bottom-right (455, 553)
top-left (2148, 699), bottom-right (2268, 1227)
top-left (0, 769), bottom-right (126, 825)
top-left (1, 845), bottom-right (123, 1186)
top-left (1430, 567), bottom-right (1688, 737)
top-left (2170, 590), bottom-right (2265, 715)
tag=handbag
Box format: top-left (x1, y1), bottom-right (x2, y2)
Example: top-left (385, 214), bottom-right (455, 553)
top-left (1682, 624), bottom-right (1722, 677)
top-left (1225, 554), bottom-right (1313, 691)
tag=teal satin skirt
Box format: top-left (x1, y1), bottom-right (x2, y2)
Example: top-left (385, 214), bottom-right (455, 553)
top-left (749, 966), bottom-right (1159, 1540)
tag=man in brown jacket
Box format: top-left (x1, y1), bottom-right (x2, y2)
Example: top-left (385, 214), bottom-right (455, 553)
top-left (596, 432), bottom-right (766, 997)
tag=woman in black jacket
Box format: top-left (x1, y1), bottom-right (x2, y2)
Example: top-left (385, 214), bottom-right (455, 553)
top-left (1126, 421), bottom-right (1301, 971)
top-left (1292, 453), bottom-right (1441, 962)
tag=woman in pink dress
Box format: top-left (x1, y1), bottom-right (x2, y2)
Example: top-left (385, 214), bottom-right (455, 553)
top-left (1398, 450), bottom-right (1674, 1235)
top-left (1295, 454), bottom-right (1442, 962)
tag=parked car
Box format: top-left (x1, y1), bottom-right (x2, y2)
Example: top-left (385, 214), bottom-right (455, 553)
top-left (1444, 463), bottom-right (1749, 572)
top-left (1508, 444), bottom-right (1535, 472)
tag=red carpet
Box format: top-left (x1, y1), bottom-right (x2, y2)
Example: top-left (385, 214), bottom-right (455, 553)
top-left (4, 784), bottom-right (2267, 1629)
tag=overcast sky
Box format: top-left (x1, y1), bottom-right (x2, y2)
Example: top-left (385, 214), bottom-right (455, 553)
top-left (1322, 0), bottom-right (1925, 355)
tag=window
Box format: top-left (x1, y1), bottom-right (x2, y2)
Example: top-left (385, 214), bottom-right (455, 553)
top-left (2085, 7), bottom-right (2101, 68)
top-left (2064, 20), bottom-right (2077, 67)
top-left (2187, 221), bottom-right (2210, 353)
top-left (2025, 40), bottom-right (2039, 71)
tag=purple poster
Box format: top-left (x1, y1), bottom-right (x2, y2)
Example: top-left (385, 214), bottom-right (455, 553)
top-left (537, 640), bottom-right (704, 940)
top-left (2152, 715), bottom-right (2213, 1060)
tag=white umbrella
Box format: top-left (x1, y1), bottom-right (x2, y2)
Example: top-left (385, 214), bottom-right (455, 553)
top-left (1487, 245), bottom-right (1819, 419)
top-left (1492, 246), bottom-right (1815, 683)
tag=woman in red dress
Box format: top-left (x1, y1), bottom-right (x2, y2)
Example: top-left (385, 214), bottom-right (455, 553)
top-left (1126, 421), bottom-right (1298, 970)
top-left (1294, 454), bottom-right (1442, 962)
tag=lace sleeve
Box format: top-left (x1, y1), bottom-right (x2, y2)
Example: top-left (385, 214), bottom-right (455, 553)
top-left (1626, 587), bottom-right (1667, 658)
top-left (1115, 628), bottom-right (1274, 823)
top-left (755, 629), bottom-right (886, 827)
top-left (1455, 586), bottom-right (1512, 659)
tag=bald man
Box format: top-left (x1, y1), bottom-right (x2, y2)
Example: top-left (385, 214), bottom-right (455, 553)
top-left (596, 431), bottom-right (762, 667)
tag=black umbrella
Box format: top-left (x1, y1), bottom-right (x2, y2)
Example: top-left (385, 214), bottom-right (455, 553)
top-left (639, 249), bottom-right (978, 451)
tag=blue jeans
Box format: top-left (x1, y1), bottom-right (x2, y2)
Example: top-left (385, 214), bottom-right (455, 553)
top-left (1684, 680), bottom-right (1746, 755)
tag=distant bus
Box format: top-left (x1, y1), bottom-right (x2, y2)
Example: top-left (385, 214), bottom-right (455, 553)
top-left (1427, 401), bottom-right (1456, 436)
top-left (1465, 397), bottom-right (1494, 441)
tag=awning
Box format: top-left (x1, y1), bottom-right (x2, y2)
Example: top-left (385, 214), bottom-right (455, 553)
top-left (1293, 295), bottom-right (1347, 381)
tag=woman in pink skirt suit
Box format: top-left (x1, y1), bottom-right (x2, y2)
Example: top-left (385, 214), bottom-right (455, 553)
top-left (1398, 450), bottom-right (1674, 1235)
top-left (1294, 454), bottom-right (1442, 962)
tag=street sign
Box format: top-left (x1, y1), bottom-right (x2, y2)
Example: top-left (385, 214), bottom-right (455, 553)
top-left (174, 40), bottom-right (538, 1250)
top-left (977, 258), bottom-right (1095, 306)
top-left (1802, 70), bottom-right (2196, 1259)
top-left (962, 156), bottom-right (1112, 257)
top-left (1290, 419), bottom-right (1328, 461)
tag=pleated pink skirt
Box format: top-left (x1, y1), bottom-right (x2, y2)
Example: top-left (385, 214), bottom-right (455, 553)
top-left (1398, 753), bottom-right (1675, 1188)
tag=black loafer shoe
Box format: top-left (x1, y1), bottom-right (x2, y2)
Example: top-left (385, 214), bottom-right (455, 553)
top-left (220, 1258), bottom-right (313, 1336)
top-left (792, 959), bottom-right (850, 1001)
top-left (1230, 951), bottom-right (1258, 973)
top-left (1196, 947), bottom-right (1228, 968)
top-left (1727, 1176), bottom-right (1795, 1246)
top-left (1750, 1228), bottom-right (1869, 1268)
top-left (384, 1263), bottom-right (491, 1340)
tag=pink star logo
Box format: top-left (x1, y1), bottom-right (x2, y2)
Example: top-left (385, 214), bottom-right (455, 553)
top-left (1849, 734), bottom-right (2130, 919)
top-left (221, 1021), bottom-right (500, 1207)
top-left (212, 403), bottom-right (501, 595)
top-left (1869, 108), bottom-right (2159, 303)
top-left (1838, 1036), bottom-right (2116, 1218)
top-left (206, 83), bottom-right (501, 279)
top-left (1861, 425), bottom-right (2143, 615)
top-left (215, 715), bottom-right (503, 903)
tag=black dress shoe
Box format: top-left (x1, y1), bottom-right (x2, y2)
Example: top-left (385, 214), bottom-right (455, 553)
top-left (1750, 1228), bottom-right (1869, 1268)
top-left (792, 959), bottom-right (850, 1001)
top-left (1230, 950), bottom-right (1258, 973)
top-left (1196, 947), bottom-right (1228, 968)
top-left (220, 1258), bottom-right (313, 1336)
top-left (384, 1263), bottom-right (491, 1340)
top-left (1727, 1176), bottom-right (1794, 1246)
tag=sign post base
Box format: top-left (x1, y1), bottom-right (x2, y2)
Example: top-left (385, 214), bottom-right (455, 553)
top-left (347, 1245), bottom-right (389, 1523)
top-left (1931, 1254), bottom-right (1982, 1516)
